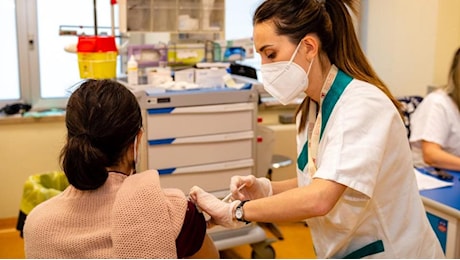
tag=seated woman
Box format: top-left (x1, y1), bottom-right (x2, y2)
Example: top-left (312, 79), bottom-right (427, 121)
top-left (23, 79), bottom-right (219, 258)
top-left (410, 47), bottom-right (460, 171)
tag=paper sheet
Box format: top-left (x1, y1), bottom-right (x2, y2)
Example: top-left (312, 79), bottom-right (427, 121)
top-left (414, 168), bottom-right (454, 190)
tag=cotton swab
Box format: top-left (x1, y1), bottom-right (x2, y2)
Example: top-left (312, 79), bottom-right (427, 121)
top-left (222, 183), bottom-right (246, 202)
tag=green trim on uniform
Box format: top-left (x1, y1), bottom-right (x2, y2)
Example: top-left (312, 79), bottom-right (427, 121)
top-left (320, 70), bottom-right (353, 140)
top-left (297, 142), bottom-right (309, 172)
top-left (343, 240), bottom-right (385, 259)
top-left (297, 69), bottom-right (353, 171)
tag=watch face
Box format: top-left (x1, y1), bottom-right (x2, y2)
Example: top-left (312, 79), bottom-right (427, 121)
top-left (235, 208), bottom-right (243, 219)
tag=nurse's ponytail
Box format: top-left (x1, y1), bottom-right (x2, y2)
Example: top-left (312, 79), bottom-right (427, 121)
top-left (324, 0), bottom-right (402, 116)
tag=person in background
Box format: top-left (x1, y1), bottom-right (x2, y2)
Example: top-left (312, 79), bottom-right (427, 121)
top-left (23, 79), bottom-right (218, 259)
top-left (189, 0), bottom-right (444, 258)
top-left (410, 47), bottom-right (460, 171)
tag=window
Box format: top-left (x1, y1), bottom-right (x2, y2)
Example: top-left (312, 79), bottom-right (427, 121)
top-left (225, 0), bottom-right (263, 77)
top-left (0, 0), bottom-right (20, 101)
top-left (2, 0), bottom-right (119, 109)
top-left (3, 0), bottom-right (261, 110)
top-left (36, 0), bottom-right (119, 100)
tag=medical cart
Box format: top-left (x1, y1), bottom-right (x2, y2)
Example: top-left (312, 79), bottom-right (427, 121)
top-left (135, 86), bottom-right (276, 258)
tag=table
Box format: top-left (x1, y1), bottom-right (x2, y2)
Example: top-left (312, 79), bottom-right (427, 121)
top-left (419, 169), bottom-right (460, 258)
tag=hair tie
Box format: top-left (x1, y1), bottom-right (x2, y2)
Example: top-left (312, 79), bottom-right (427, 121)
top-left (74, 132), bottom-right (91, 139)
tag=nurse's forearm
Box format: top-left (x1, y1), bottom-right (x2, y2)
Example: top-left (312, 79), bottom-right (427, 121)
top-left (242, 179), bottom-right (346, 223)
top-left (271, 177), bottom-right (298, 195)
top-left (425, 150), bottom-right (460, 171)
top-left (422, 141), bottom-right (460, 171)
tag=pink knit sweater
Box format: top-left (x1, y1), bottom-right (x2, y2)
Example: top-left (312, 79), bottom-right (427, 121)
top-left (23, 170), bottom-right (187, 258)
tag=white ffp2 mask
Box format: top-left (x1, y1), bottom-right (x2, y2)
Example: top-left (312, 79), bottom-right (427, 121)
top-left (261, 42), bottom-right (314, 105)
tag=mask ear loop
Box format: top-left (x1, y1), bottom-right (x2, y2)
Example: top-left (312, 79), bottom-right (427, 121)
top-left (287, 40), bottom-right (303, 65)
top-left (306, 57), bottom-right (314, 75)
top-left (267, 41), bottom-right (304, 84)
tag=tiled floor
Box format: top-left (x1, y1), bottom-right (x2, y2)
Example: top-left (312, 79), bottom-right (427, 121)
top-left (0, 218), bottom-right (316, 259)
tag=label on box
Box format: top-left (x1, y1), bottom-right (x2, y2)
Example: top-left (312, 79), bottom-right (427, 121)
top-left (194, 68), bottom-right (228, 88)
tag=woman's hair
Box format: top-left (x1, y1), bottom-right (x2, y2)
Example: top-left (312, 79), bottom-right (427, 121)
top-left (443, 47), bottom-right (460, 110)
top-left (253, 0), bottom-right (402, 132)
top-left (60, 79), bottom-right (142, 190)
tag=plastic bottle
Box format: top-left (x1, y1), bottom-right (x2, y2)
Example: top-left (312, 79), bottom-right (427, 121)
top-left (127, 55), bottom-right (138, 85)
top-left (205, 40), bottom-right (214, 62)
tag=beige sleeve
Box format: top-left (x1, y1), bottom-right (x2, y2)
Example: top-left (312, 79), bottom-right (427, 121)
top-left (111, 170), bottom-right (187, 258)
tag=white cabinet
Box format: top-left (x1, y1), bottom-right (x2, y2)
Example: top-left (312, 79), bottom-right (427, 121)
top-left (119, 0), bottom-right (225, 40)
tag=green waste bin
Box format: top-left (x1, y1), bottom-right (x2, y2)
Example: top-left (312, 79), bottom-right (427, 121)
top-left (16, 171), bottom-right (69, 237)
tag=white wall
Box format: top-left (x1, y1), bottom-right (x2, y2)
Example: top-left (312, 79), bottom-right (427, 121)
top-left (361, 0), bottom-right (460, 97)
top-left (432, 0), bottom-right (460, 86)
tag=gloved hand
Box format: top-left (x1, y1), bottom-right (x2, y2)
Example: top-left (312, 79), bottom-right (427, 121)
top-left (189, 186), bottom-right (244, 229)
top-left (230, 175), bottom-right (272, 201)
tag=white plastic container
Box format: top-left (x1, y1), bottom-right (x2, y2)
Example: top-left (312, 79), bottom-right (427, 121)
top-left (127, 55), bottom-right (138, 85)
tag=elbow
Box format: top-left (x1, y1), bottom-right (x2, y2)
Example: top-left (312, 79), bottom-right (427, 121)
top-left (309, 197), bottom-right (335, 217)
top-left (307, 181), bottom-right (346, 217)
top-left (421, 141), bottom-right (444, 167)
top-left (422, 154), bottom-right (435, 166)
top-left (301, 179), bottom-right (346, 218)
top-left (296, 196), bottom-right (331, 218)
top-left (314, 201), bottom-right (334, 217)
top-left (422, 150), bottom-right (440, 167)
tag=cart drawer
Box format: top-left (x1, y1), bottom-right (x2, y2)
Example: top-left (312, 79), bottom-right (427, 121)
top-left (158, 159), bottom-right (254, 193)
top-left (146, 102), bottom-right (254, 139)
top-left (148, 131), bottom-right (254, 169)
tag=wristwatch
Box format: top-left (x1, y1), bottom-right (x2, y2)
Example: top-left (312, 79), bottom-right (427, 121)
top-left (235, 200), bottom-right (250, 224)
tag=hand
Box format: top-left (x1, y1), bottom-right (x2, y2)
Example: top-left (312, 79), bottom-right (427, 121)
top-left (189, 186), bottom-right (243, 229)
top-left (230, 175), bottom-right (272, 201)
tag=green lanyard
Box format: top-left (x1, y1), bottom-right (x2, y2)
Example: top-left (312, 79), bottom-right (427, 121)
top-left (297, 69), bottom-right (353, 172)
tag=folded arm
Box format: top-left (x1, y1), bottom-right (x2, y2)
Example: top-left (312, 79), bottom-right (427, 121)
top-left (422, 140), bottom-right (460, 171)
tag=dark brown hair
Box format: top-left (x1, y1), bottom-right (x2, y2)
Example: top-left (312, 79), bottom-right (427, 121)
top-left (253, 0), bottom-right (402, 132)
top-left (60, 79), bottom-right (142, 190)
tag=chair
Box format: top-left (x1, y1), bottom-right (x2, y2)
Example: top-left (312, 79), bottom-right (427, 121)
top-left (397, 95), bottom-right (423, 139)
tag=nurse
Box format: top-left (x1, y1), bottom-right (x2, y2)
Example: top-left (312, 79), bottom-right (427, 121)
top-left (410, 47), bottom-right (460, 171)
top-left (189, 0), bottom-right (445, 258)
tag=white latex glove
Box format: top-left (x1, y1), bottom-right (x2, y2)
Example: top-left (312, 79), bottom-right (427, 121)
top-left (189, 186), bottom-right (244, 229)
top-left (230, 175), bottom-right (272, 201)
